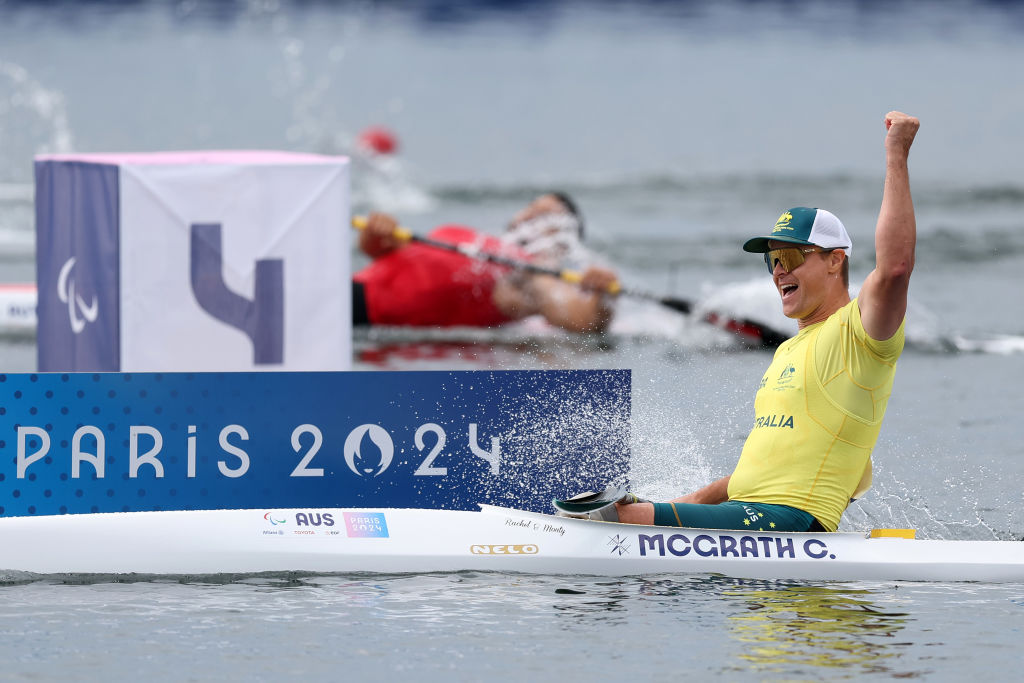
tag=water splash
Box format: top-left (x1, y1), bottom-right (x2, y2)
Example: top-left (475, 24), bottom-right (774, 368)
top-left (841, 467), bottom-right (1007, 540)
top-left (950, 334), bottom-right (1024, 355)
top-left (0, 61), bottom-right (74, 182)
top-left (249, 2), bottom-right (436, 214)
top-left (349, 151), bottom-right (437, 214)
top-left (467, 371), bottom-right (632, 507)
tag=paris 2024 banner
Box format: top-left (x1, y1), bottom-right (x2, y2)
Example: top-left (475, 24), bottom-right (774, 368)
top-left (1, 369), bottom-right (631, 517)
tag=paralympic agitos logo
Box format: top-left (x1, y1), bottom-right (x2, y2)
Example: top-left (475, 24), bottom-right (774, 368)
top-left (57, 257), bottom-right (99, 334)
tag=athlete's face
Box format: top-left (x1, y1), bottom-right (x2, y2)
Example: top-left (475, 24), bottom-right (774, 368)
top-left (768, 241), bottom-right (843, 321)
top-left (505, 195), bottom-right (581, 262)
top-left (511, 195), bottom-right (568, 225)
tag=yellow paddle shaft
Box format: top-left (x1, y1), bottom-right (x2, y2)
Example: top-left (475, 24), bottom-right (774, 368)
top-left (351, 215), bottom-right (620, 295)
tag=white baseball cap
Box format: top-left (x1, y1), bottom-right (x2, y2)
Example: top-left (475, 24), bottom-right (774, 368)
top-left (743, 207), bottom-right (853, 261)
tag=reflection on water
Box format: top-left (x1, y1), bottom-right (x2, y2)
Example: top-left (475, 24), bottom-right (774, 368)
top-left (548, 575), bottom-right (924, 679)
top-left (6, 570), bottom-right (1015, 680)
top-left (719, 581), bottom-right (919, 678)
top-left (550, 579), bottom-right (637, 626)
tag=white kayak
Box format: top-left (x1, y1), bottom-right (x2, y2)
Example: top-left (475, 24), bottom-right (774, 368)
top-left (2, 505), bottom-right (1023, 582)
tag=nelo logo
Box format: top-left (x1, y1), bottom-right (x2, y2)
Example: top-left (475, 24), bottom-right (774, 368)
top-left (57, 257), bottom-right (99, 334)
top-left (470, 544), bottom-right (539, 555)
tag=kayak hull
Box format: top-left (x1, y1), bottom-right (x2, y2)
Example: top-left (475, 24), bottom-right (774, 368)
top-left (1, 505), bottom-right (1022, 582)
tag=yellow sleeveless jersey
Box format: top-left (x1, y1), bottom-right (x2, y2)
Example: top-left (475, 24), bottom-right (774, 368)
top-left (727, 298), bottom-right (905, 531)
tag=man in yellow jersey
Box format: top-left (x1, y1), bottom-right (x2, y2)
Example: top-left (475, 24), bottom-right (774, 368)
top-left (593, 111), bottom-right (920, 532)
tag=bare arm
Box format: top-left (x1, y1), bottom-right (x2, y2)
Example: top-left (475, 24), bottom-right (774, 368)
top-left (858, 111), bottom-right (920, 341)
top-left (671, 475), bottom-right (731, 504)
top-left (493, 266), bottom-right (616, 333)
top-left (533, 270), bottom-right (615, 333)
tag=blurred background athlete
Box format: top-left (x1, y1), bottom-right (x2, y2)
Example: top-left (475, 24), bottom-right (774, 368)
top-left (353, 193), bottom-right (618, 334)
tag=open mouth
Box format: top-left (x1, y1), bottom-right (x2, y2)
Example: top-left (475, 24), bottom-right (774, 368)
top-left (780, 283), bottom-right (798, 297)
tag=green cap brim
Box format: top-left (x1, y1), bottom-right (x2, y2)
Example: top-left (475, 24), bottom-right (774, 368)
top-left (742, 235), bottom-right (815, 253)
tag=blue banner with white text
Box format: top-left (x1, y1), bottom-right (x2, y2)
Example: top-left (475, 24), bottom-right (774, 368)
top-left (0, 370), bottom-right (630, 517)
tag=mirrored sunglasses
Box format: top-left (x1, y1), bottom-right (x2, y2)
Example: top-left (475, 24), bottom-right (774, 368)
top-left (763, 246), bottom-right (827, 274)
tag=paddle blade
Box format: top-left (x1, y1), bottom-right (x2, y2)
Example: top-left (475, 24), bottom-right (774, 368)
top-left (656, 296), bottom-right (693, 314)
top-left (553, 486), bottom-right (627, 513)
top-left (704, 312), bottom-right (790, 348)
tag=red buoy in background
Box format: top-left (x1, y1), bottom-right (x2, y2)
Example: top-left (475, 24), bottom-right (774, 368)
top-left (356, 126), bottom-right (399, 155)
